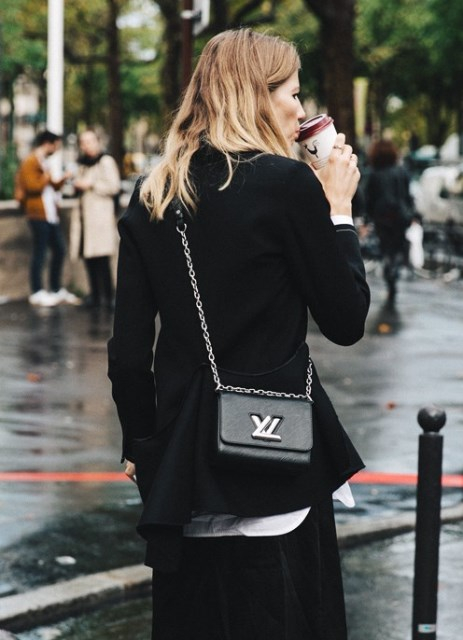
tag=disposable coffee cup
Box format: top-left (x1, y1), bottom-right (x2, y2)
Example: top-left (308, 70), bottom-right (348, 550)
top-left (297, 114), bottom-right (337, 169)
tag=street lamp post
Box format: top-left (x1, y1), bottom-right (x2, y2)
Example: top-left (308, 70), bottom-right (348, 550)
top-left (181, 0), bottom-right (210, 91)
top-left (47, 0), bottom-right (64, 176)
top-left (181, 0), bottom-right (194, 92)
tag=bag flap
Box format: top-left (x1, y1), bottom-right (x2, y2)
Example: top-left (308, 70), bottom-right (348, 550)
top-left (218, 391), bottom-right (313, 453)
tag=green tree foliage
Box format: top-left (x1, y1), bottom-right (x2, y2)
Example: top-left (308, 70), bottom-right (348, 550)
top-left (356, 0), bottom-right (463, 148)
top-left (0, 0), bottom-right (47, 197)
top-left (0, 0), bottom-right (161, 171)
top-left (2, 0), bottom-right (463, 176)
top-left (424, 0), bottom-right (463, 146)
top-left (0, 0), bottom-right (47, 115)
top-left (64, 0), bottom-right (161, 166)
top-left (0, 0), bottom-right (47, 81)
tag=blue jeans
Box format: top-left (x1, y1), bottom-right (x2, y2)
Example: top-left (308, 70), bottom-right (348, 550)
top-left (28, 220), bottom-right (66, 293)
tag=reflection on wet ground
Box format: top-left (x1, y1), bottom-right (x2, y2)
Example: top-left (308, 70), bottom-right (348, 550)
top-left (371, 300), bottom-right (403, 335)
top-left (342, 522), bottom-right (463, 640)
top-left (0, 303), bottom-right (120, 476)
top-left (1, 497), bottom-right (143, 593)
top-left (0, 302), bottom-right (126, 559)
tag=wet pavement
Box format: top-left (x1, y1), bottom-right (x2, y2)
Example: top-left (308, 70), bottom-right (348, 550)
top-left (11, 521), bottom-right (463, 640)
top-left (0, 268), bottom-right (462, 638)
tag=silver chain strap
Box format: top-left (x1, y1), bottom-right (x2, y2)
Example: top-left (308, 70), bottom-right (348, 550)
top-left (176, 215), bottom-right (313, 402)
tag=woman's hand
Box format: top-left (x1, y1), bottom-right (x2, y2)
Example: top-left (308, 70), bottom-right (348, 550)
top-left (315, 133), bottom-right (360, 217)
top-left (124, 460), bottom-right (137, 484)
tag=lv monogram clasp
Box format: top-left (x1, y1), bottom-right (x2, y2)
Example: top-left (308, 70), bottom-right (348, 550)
top-left (250, 414), bottom-right (283, 442)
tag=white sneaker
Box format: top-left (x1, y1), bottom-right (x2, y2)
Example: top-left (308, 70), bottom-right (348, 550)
top-left (54, 288), bottom-right (82, 305)
top-left (28, 289), bottom-right (59, 307)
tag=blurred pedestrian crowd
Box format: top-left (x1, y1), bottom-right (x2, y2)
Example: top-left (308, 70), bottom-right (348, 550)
top-left (15, 128), bottom-right (121, 309)
top-left (12, 127), bottom-right (463, 310)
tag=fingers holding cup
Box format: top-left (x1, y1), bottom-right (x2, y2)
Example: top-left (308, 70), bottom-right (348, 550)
top-left (332, 134), bottom-right (346, 154)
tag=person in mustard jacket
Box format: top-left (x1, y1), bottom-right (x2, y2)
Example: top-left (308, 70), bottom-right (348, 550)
top-left (18, 130), bottom-right (80, 307)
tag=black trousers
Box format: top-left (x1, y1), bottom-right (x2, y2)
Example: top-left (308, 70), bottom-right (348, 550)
top-left (84, 256), bottom-right (113, 304)
top-left (28, 220), bottom-right (66, 293)
top-left (151, 499), bottom-right (347, 640)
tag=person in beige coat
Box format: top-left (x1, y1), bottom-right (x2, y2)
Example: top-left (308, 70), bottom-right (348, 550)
top-left (71, 130), bottom-right (121, 309)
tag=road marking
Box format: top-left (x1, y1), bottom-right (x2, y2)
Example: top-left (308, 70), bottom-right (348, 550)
top-left (353, 471), bottom-right (463, 488)
top-left (0, 470), bottom-right (461, 486)
top-left (0, 471), bottom-right (128, 482)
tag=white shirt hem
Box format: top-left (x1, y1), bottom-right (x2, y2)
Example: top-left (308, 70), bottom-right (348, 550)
top-left (183, 482), bottom-right (355, 538)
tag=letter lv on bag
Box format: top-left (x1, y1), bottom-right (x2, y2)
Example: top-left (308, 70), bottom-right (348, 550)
top-left (251, 414), bottom-right (283, 441)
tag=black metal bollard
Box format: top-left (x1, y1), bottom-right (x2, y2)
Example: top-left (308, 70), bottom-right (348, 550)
top-left (412, 405), bottom-right (446, 640)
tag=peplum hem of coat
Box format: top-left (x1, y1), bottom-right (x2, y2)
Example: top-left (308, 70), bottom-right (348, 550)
top-left (132, 349), bottom-right (364, 572)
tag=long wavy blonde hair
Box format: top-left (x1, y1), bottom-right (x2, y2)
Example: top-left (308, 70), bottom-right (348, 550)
top-left (141, 28), bottom-right (300, 220)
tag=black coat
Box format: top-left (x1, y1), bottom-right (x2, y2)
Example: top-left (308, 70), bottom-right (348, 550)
top-left (108, 148), bottom-right (370, 570)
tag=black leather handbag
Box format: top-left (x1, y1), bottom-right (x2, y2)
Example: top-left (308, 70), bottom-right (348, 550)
top-left (175, 207), bottom-right (314, 474)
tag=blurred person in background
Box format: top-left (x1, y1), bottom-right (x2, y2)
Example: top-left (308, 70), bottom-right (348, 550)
top-left (405, 212), bottom-right (425, 274)
top-left (365, 139), bottom-right (414, 304)
top-left (71, 130), bottom-right (121, 310)
top-left (17, 129), bottom-right (80, 307)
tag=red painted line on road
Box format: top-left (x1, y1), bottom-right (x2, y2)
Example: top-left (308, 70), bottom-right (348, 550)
top-left (0, 471), bottom-right (128, 482)
top-left (0, 470), bottom-right (461, 487)
top-left (352, 472), bottom-right (419, 485)
top-left (351, 471), bottom-right (463, 488)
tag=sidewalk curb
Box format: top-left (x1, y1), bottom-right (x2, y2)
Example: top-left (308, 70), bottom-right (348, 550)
top-left (1, 504), bottom-right (462, 634)
top-left (0, 564), bottom-right (151, 634)
top-left (337, 502), bottom-right (463, 548)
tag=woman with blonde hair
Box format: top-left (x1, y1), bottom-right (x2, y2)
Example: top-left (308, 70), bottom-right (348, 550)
top-left (108, 28), bottom-right (369, 640)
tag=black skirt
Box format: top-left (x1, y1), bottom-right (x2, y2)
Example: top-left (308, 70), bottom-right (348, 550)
top-left (151, 499), bottom-right (347, 640)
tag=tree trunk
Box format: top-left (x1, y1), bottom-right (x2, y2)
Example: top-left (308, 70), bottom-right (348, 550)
top-left (82, 64), bottom-right (95, 127)
top-left (456, 88), bottom-right (463, 156)
top-left (303, 0), bottom-right (356, 147)
top-left (156, 0), bottom-right (182, 129)
top-left (106, 0), bottom-right (124, 171)
top-left (213, 0), bottom-right (229, 31)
